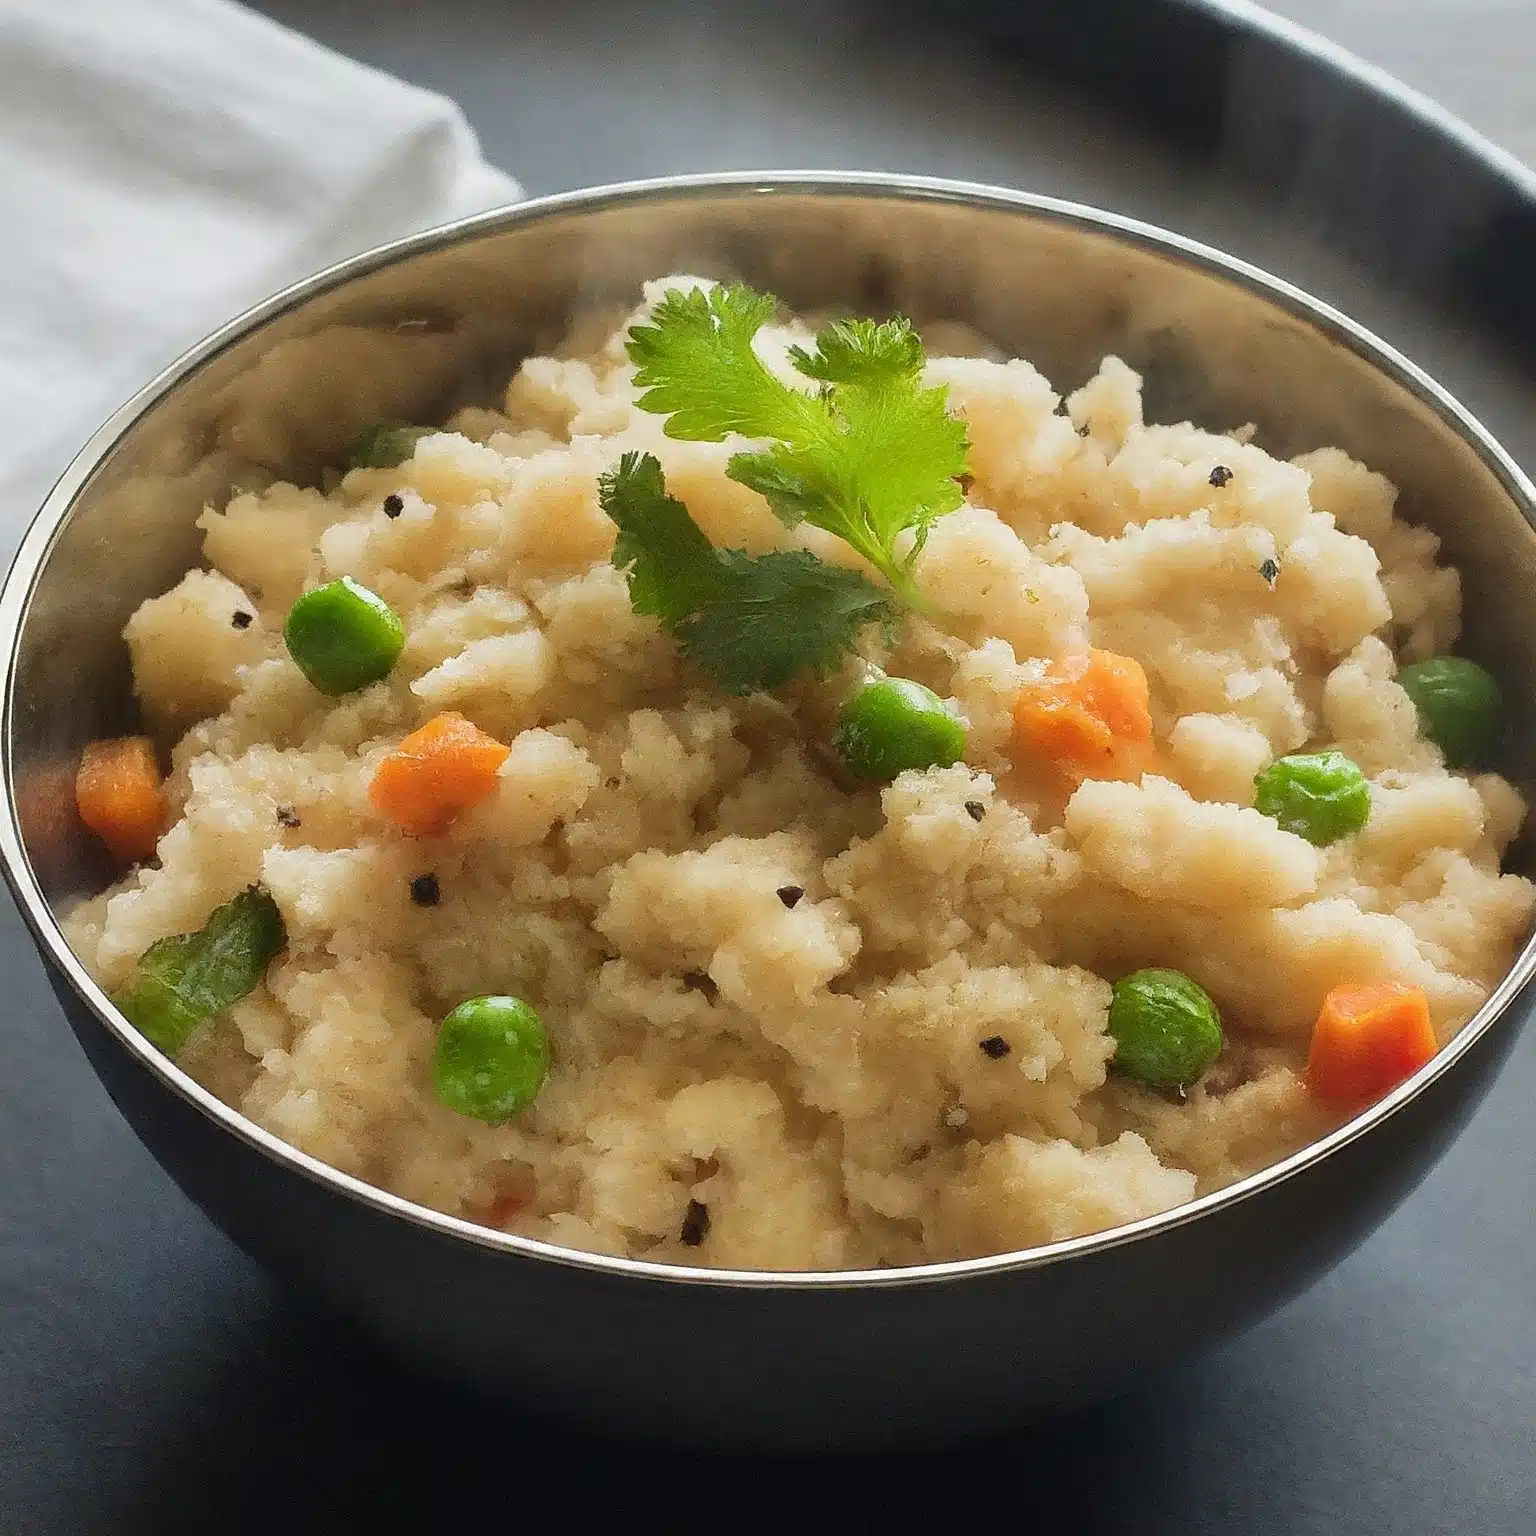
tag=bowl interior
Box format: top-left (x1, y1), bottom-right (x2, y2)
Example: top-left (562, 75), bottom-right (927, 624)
top-left (6, 176), bottom-right (1536, 1227)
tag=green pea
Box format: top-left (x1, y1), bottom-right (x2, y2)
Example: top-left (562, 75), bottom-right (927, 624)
top-left (284, 577), bottom-right (405, 696)
top-left (432, 995), bottom-right (550, 1123)
top-left (1108, 968), bottom-right (1223, 1089)
top-left (345, 422), bottom-right (430, 470)
top-left (837, 677), bottom-right (967, 784)
top-left (1397, 656), bottom-right (1503, 768)
top-left (1253, 750), bottom-right (1371, 846)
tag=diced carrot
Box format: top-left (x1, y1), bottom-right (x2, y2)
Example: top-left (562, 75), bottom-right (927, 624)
top-left (75, 736), bottom-right (166, 864)
top-left (368, 711), bottom-right (509, 837)
top-left (471, 1164), bottom-right (538, 1231)
top-left (481, 1180), bottom-right (536, 1230)
top-left (1012, 648), bottom-right (1154, 783)
top-left (1306, 982), bottom-right (1437, 1107)
top-left (483, 1190), bottom-right (528, 1228)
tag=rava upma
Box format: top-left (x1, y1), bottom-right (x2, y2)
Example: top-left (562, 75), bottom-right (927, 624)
top-left (64, 277), bottom-right (1535, 1270)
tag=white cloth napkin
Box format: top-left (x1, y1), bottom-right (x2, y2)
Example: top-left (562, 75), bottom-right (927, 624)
top-left (0, 0), bottom-right (521, 541)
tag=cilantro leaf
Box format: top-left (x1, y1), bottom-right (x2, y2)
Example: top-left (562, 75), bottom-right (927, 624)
top-left (677, 550), bottom-right (892, 695)
top-left (626, 285), bottom-right (820, 443)
top-left (625, 283), bottom-right (968, 606)
top-left (823, 357), bottom-right (968, 562)
top-left (724, 365), bottom-right (965, 595)
top-left (790, 316), bottom-right (967, 554)
top-left (605, 285), bottom-right (973, 694)
top-left (725, 442), bottom-right (842, 530)
top-left (598, 451), bottom-right (721, 623)
top-left (787, 316), bottom-right (925, 387)
top-left (599, 451), bottom-right (891, 695)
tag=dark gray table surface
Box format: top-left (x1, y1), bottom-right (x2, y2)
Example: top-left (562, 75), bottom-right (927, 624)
top-left (5, 3), bottom-right (1534, 1530)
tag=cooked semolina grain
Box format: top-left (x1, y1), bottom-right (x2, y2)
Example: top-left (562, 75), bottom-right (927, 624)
top-left (65, 277), bottom-right (1534, 1270)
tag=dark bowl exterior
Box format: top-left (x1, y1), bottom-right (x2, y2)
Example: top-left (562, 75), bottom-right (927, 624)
top-left (45, 955), bottom-right (1530, 1450)
top-left (7, 177), bottom-right (1536, 1451)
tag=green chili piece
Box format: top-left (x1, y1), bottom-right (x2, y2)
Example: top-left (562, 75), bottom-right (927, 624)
top-left (345, 422), bottom-right (430, 470)
top-left (113, 887), bottom-right (286, 1056)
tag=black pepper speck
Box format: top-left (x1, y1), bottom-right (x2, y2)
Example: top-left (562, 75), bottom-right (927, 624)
top-left (979, 1035), bottom-right (1011, 1059)
top-left (964, 800), bottom-right (986, 822)
top-left (231, 609), bottom-right (253, 630)
top-left (776, 885), bottom-right (804, 909)
top-left (275, 805), bottom-right (301, 829)
top-left (382, 493), bottom-right (404, 519)
top-left (680, 1199), bottom-right (710, 1247)
top-left (1209, 465), bottom-right (1233, 488)
top-left (410, 872), bottom-right (441, 907)
top-left (1259, 557), bottom-right (1280, 587)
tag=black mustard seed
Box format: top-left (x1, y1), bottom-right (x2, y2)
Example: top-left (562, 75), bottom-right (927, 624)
top-left (682, 971), bottom-right (719, 1002)
top-left (680, 1200), bottom-right (711, 1247)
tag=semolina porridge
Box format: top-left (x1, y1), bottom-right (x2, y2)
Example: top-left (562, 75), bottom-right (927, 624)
top-left (63, 276), bottom-right (1535, 1271)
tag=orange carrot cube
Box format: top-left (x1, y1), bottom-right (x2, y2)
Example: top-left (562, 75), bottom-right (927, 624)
top-left (1012, 648), bottom-right (1154, 783)
top-left (75, 736), bottom-right (166, 865)
top-left (368, 712), bottom-right (509, 837)
top-left (1306, 982), bottom-right (1437, 1107)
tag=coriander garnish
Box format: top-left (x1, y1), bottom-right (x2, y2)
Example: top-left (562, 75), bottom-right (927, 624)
top-left (599, 283), bottom-right (971, 695)
top-left (600, 452), bottom-right (893, 694)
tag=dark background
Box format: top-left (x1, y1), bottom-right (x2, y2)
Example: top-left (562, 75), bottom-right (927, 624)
top-left (4, 3), bottom-right (1534, 1530)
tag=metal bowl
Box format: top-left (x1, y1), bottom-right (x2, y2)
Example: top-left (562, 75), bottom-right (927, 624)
top-left (4, 173), bottom-right (1534, 1452)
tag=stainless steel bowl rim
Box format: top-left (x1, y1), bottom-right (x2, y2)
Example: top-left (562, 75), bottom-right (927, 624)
top-left (4, 169), bottom-right (1534, 1291)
